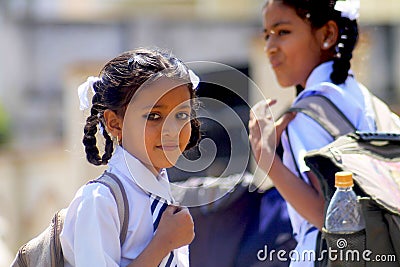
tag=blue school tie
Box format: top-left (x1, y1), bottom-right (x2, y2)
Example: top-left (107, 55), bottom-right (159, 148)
top-left (150, 194), bottom-right (178, 267)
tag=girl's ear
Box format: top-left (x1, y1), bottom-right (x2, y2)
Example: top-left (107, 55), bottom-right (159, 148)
top-left (320, 20), bottom-right (339, 50)
top-left (104, 109), bottom-right (123, 140)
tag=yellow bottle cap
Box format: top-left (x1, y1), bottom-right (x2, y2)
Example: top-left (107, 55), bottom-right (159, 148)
top-left (335, 171), bottom-right (353, 187)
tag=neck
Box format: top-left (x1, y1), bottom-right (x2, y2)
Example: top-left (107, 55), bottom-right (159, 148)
top-left (143, 162), bottom-right (161, 176)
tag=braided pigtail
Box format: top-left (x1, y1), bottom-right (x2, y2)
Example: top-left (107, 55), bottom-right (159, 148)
top-left (101, 119), bottom-right (114, 163)
top-left (330, 18), bottom-right (359, 85)
top-left (82, 113), bottom-right (101, 165)
top-left (82, 88), bottom-right (113, 165)
top-left (186, 86), bottom-right (201, 150)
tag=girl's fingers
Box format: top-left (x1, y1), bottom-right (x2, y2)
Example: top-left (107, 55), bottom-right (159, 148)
top-left (266, 98), bottom-right (277, 106)
top-left (165, 205), bottom-right (188, 215)
top-left (164, 205), bottom-right (179, 215)
top-left (250, 99), bottom-right (277, 120)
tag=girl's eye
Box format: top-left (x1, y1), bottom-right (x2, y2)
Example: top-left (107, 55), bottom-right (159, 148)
top-left (278, 29), bottom-right (290, 36)
top-left (264, 29), bottom-right (289, 41)
top-left (176, 112), bottom-right (190, 120)
top-left (146, 113), bottom-right (161, 120)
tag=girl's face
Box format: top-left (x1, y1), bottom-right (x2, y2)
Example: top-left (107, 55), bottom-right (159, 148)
top-left (262, 1), bottom-right (325, 88)
top-left (122, 82), bottom-right (192, 174)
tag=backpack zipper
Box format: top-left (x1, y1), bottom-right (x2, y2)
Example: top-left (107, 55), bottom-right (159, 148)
top-left (52, 211), bottom-right (64, 266)
top-left (17, 245), bottom-right (28, 267)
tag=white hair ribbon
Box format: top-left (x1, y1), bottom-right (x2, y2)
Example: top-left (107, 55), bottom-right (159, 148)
top-left (334, 0), bottom-right (360, 20)
top-left (78, 76), bottom-right (101, 110)
top-left (189, 69), bottom-right (200, 89)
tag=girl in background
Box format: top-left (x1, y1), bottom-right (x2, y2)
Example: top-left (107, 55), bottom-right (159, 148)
top-left (249, 0), bottom-right (397, 265)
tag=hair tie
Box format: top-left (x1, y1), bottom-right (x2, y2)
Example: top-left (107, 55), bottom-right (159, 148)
top-left (78, 76), bottom-right (101, 110)
top-left (189, 69), bottom-right (200, 89)
top-left (334, 0), bottom-right (360, 20)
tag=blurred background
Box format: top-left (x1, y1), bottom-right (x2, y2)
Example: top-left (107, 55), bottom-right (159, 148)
top-left (1, 0), bottom-right (400, 266)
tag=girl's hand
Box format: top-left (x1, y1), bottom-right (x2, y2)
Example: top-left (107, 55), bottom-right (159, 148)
top-left (155, 205), bottom-right (195, 251)
top-left (249, 99), bottom-right (295, 173)
top-left (126, 206), bottom-right (194, 267)
top-left (249, 99), bottom-right (277, 173)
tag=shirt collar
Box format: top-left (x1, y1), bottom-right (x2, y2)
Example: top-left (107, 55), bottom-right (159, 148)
top-left (295, 61), bottom-right (333, 101)
top-left (296, 61), bottom-right (354, 101)
top-left (108, 146), bottom-right (174, 203)
top-left (305, 61), bottom-right (334, 89)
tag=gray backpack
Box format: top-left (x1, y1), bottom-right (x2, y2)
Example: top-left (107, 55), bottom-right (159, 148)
top-left (11, 171), bottom-right (129, 267)
top-left (289, 93), bottom-right (400, 266)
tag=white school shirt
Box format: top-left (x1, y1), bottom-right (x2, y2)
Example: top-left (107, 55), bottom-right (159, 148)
top-left (60, 146), bottom-right (189, 267)
top-left (281, 61), bottom-right (376, 266)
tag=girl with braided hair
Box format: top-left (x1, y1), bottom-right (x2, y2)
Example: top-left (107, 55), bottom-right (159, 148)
top-left (60, 47), bottom-right (201, 266)
top-left (249, 0), bottom-right (398, 265)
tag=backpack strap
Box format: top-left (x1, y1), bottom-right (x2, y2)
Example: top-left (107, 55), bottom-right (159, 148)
top-left (284, 94), bottom-right (356, 196)
top-left (371, 94), bottom-right (400, 133)
top-left (288, 95), bottom-right (356, 139)
top-left (88, 171), bottom-right (129, 246)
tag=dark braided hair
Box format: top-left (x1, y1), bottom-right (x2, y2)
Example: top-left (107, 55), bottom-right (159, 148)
top-left (82, 48), bottom-right (201, 166)
top-left (265, 0), bottom-right (359, 85)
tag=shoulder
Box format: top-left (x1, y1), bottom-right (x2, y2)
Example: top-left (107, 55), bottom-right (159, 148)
top-left (297, 82), bottom-right (345, 102)
top-left (306, 77), bottom-right (365, 100)
top-left (288, 113), bottom-right (333, 151)
top-left (84, 180), bottom-right (116, 197)
top-left (104, 169), bottom-right (153, 219)
top-left (65, 182), bottom-right (117, 215)
top-left (61, 181), bottom-right (122, 241)
top-left (288, 82), bottom-right (341, 149)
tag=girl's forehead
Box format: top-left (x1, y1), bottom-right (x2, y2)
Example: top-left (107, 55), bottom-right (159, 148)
top-left (264, 1), bottom-right (296, 18)
top-left (130, 81), bottom-right (190, 109)
top-left (263, 2), bottom-right (303, 28)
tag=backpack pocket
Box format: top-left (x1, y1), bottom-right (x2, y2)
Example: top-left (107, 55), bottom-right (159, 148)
top-left (360, 198), bottom-right (400, 267)
top-left (321, 228), bottom-right (366, 267)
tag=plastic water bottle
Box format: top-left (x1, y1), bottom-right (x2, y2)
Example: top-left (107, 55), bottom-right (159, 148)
top-left (325, 171), bottom-right (365, 232)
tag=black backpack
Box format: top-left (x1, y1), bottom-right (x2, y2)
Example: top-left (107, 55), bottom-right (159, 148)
top-left (289, 93), bottom-right (400, 266)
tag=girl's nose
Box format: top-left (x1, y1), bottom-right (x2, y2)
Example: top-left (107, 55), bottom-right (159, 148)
top-left (162, 118), bottom-right (179, 137)
top-left (264, 40), bottom-right (278, 56)
top-left (264, 30), bottom-right (279, 56)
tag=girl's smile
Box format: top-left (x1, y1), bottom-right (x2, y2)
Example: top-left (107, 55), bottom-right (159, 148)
top-left (156, 144), bottom-right (180, 151)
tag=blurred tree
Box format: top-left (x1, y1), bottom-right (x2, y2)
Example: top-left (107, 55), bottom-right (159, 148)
top-left (0, 101), bottom-right (10, 147)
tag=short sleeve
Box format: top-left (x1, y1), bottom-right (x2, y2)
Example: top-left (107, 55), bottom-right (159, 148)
top-left (60, 183), bottom-right (121, 267)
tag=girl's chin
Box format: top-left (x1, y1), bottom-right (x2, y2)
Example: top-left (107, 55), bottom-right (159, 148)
top-left (277, 80), bottom-right (296, 88)
top-left (153, 158), bottom-right (179, 169)
top-left (274, 74), bottom-right (296, 87)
